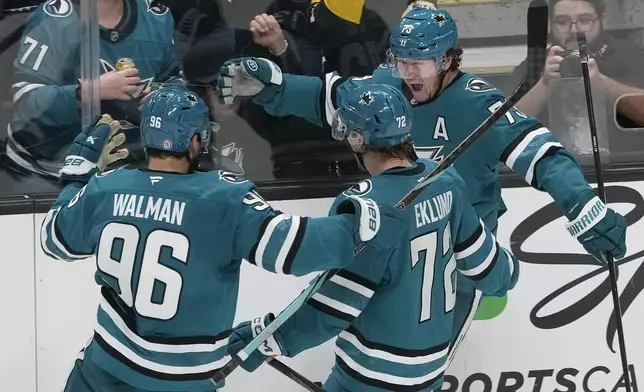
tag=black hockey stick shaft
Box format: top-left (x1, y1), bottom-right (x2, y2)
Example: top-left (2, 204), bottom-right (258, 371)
top-left (268, 359), bottom-right (327, 392)
top-left (394, 0), bottom-right (548, 212)
top-left (576, 32), bottom-right (632, 392)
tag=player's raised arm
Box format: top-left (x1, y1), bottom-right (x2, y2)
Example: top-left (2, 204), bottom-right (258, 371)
top-left (449, 171), bottom-right (519, 295)
top-left (475, 91), bottom-right (626, 263)
top-left (231, 188), bottom-right (381, 277)
top-left (216, 56), bottom-right (350, 128)
top-left (11, 4), bottom-right (83, 129)
top-left (40, 115), bottom-right (129, 261)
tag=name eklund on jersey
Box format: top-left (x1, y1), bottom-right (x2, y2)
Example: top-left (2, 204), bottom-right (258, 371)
top-left (414, 190), bottom-right (453, 229)
top-left (113, 193), bottom-right (186, 226)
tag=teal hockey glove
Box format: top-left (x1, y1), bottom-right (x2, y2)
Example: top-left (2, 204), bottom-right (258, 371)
top-left (565, 190), bottom-right (627, 263)
top-left (336, 195), bottom-right (381, 243)
top-left (59, 114), bottom-right (129, 184)
top-left (216, 57), bottom-right (284, 105)
top-left (227, 314), bottom-right (287, 372)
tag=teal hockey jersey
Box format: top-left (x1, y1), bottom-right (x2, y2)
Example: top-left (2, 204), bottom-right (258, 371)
top-left (40, 168), bottom-right (362, 391)
top-left (254, 67), bottom-right (593, 231)
top-left (273, 159), bottom-right (519, 392)
top-left (8, 0), bottom-right (180, 178)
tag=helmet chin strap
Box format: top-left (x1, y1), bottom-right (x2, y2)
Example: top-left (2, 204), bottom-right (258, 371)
top-left (346, 139), bottom-right (368, 173)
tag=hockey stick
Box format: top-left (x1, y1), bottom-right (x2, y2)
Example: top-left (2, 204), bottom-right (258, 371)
top-left (211, 266), bottom-right (345, 383)
top-left (394, 0), bottom-right (549, 212)
top-left (576, 32), bottom-right (632, 392)
top-left (268, 358), bottom-right (327, 392)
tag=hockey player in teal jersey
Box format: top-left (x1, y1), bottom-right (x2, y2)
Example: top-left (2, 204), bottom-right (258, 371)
top-left (4, 0), bottom-right (181, 192)
top-left (215, 6), bottom-right (627, 365)
top-left (226, 82), bottom-right (520, 392)
top-left (40, 86), bottom-right (382, 392)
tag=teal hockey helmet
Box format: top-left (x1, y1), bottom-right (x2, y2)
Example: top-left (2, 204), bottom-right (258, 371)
top-left (387, 8), bottom-right (458, 77)
top-left (141, 86), bottom-right (211, 154)
top-left (332, 80), bottom-right (413, 150)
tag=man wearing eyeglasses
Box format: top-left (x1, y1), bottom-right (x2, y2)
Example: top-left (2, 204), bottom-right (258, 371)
top-left (508, 0), bottom-right (644, 162)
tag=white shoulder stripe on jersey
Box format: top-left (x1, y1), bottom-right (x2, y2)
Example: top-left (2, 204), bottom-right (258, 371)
top-left (99, 297), bottom-right (228, 354)
top-left (94, 323), bottom-right (229, 375)
top-left (454, 220), bottom-right (486, 260)
top-left (459, 240), bottom-right (497, 278)
top-left (334, 345), bottom-right (449, 386)
top-left (330, 275), bottom-right (375, 298)
top-left (324, 72), bottom-right (342, 126)
top-left (311, 293), bottom-right (362, 318)
top-left (504, 127), bottom-right (549, 169)
top-left (338, 331), bottom-right (448, 365)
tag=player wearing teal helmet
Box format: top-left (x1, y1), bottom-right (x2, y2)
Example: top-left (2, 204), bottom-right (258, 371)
top-left (216, 3), bottom-right (627, 370)
top-left (227, 83), bottom-right (520, 391)
top-left (41, 85), bottom-right (386, 392)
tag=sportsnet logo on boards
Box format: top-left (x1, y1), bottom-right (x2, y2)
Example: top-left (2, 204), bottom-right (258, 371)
top-left (444, 182), bottom-right (644, 392)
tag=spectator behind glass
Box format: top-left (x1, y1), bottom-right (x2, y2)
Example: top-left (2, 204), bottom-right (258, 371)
top-left (1, 0), bottom-right (181, 195)
top-left (508, 0), bottom-right (644, 164)
top-left (182, 13), bottom-right (360, 181)
top-left (308, 0), bottom-right (390, 77)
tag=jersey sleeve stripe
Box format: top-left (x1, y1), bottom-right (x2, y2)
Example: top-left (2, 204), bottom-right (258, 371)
top-left (469, 244), bottom-right (500, 281)
top-left (334, 346), bottom-right (448, 388)
top-left (307, 295), bottom-right (357, 322)
top-left (503, 247), bottom-right (515, 278)
top-left (459, 241), bottom-right (498, 279)
top-left (253, 214), bottom-right (288, 269)
top-left (524, 142), bottom-right (563, 186)
top-left (247, 211), bottom-right (282, 266)
top-left (336, 269), bottom-right (378, 291)
top-left (12, 82), bottom-right (45, 104)
top-left (282, 217), bottom-right (308, 275)
top-left (454, 221), bottom-right (485, 260)
top-left (499, 124), bottom-right (545, 166)
top-left (330, 275), bottom-right (375, 298)
top-left (273, 215), bottom-right (303, 274)
top-left (41, 207), bottom-right (91, 261)
top-left (311, 293), bottom-right (362, 317)
top-left (321, 72), bottom-right (344, 126)
top-left (340, 327), bottom-right (449, 362)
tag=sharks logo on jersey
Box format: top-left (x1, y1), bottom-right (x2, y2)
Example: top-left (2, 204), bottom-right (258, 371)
top-left (465, 78), bottom-right (497, 93)
top-left (218, 170), bottom-right (248, 184)
top-left (43, 0), bottom-right (73, 18)
top-left (343, 180), bottom-right (373, 197)
top-left (416, 146), bottom-right (445, 162)
top-left (100, 59), bottom-right (154, 98)
top-left (146, 0), bottom-right (169, 16)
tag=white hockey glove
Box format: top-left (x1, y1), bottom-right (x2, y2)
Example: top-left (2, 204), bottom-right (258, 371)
top-left (216, 57), bottom-right (284, 105)
top-left (59, 114), bottom-right (129, 184)
top-left (336, 195), bottom-right (381, 243)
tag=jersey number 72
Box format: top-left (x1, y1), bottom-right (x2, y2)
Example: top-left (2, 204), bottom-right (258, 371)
top-left (410, 222), bottom-right (457, 323)
top-left (97, 222), bottom-right (189, 320)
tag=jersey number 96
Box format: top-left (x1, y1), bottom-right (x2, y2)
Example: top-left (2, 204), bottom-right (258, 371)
top-left (97, 222), bottom-right (189, 320)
